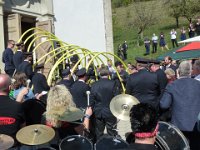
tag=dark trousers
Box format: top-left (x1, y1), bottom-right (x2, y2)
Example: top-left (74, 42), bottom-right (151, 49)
top-left (152, 43), bottom-right (157, 53)
top-left (5, 69), bottom-right (15, 77)
top-left (145, 45), bottom-right (150, 54)
top-left (171, 39), bottom-right (178, 48)
top-left (123, 52), bottom-right (127, 60)
top-left (95, 116), bottom-right (118, 140)
top-left (182, 124), bottom-right (200, 150)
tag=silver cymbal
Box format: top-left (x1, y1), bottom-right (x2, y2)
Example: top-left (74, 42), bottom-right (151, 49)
top-left (16, 124), bottom-right (55, 145)
top-left (110, 94), bottom-right (139, 121)
top-left (0, 134), bottom-right (14, 150)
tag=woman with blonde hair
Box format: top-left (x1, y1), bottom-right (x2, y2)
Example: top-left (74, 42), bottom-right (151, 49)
top-left (45, 85), bottom-right (76, 127)
top-left (45, 85), bottom-right (92, 140)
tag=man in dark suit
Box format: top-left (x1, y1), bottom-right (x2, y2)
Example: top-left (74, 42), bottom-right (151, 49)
top-left (162, 56), bottom-right (177, 73)
top-left (112, 61), bottom-right (129, 93)
top-left (17, 52), bottom-right (34, 80)
top-left (57, 68), bottom-right (74, 90)
top-left (32, 63), bottom-right (50, 95)
top-left (90, 67), bottom-right (120, 139)
top-left (160, 61), bottom-right (200, 149)
top-left (2, 40), bottom-right (15, 77)
top-left (149, 59), bottom-right (168, 95)
top-left (126, 57), bottom-right (160, 109)
top-left (13, 42), bottom-right (25, 70)
top-left (70, 68), bottom-right (90, 109)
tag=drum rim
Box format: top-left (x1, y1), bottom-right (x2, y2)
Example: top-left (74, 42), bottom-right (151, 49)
top-left (95, 135), bottom-right (129, 150)
top-left (59, 135), bottom-right (93, 150)
top-left (158, 121), bottom-right (190, 149)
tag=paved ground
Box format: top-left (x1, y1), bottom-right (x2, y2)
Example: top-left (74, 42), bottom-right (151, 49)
top-left (117, 119), bottom-right (131, 140)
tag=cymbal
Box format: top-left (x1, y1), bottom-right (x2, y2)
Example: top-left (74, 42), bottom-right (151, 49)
top-left (58, 107), bottom-right (84, 122)
top-left (110, 94), bottom-right (139, 121)
top-left (0, 134), bottom-right (14, 150)
top-left (16, 124), bottom-right (55, 145)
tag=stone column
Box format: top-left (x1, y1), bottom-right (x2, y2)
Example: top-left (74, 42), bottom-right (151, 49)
top-left (0, 0), bottom-right (5, 72)
top-left (103, 0), bottom-right (114, 61)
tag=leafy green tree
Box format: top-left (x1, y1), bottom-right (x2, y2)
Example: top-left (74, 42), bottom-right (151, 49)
top-left (132, 1), bottom-right (160, 40)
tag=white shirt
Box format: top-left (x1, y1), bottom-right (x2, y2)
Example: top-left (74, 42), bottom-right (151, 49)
top-left (152, 35), bottom-right (158, 43)
top-left (170, 31), bottom-right (177, 39)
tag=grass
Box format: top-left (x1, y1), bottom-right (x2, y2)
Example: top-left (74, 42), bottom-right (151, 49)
top-left (112, 1), bottom-right (189, 64)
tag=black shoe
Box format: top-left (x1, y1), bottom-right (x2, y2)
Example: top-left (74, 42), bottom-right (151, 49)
top-left (143, 53), bottom-right (149, 56)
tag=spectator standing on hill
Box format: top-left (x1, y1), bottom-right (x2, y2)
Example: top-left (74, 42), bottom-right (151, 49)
top-left (152, 33), bottom-right (158, 53)
top-left (195, 18), bottom-right (200, 36)
top-left (180, 27), bottom-right (187, 41)
top-left (159, 32), bottom-right (169, 51)
top-left (188, 23), bottom-right (195, 38)
top-left (144, 37), bottom-right (150, 56)
top-left (122, 41), bottom-right (128, 60)
top-left (117, 44), bottom-right (124, 60)
top-left (170, 29), bottom-right (178, 48)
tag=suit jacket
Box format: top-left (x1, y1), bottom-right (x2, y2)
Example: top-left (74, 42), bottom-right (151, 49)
top-left (156, 69), bottom-right (168, 95)
top-left (126, 69), bottom-right (160, 108)
top-left (18, 61), bottom-right (34, 79)
top-left (32, 73), bottom-right (50, 94)
top-left (2, 48), bottom-right (15, 70)
top-left (90, 78), bottom-right (120, 118)
top-left (57, 78), bottom-right (74, 90)
top-left (13, 51), bottom-right (23, 70)
top-left (70, 80), bottom-right (90, 109)
top-left (160, 78), bottom-right (200, 131)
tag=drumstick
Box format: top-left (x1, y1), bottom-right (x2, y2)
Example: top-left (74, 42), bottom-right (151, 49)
top-left (86, 91), bottom-right (90, 106)
top-left (26, 79), bottom-right (31, 88)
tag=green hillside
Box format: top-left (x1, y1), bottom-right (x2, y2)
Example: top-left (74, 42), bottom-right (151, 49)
top-left (112, 1), bottom-right (189, 64)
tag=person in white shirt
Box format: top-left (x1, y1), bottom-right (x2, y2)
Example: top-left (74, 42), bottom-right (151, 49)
top-left (170, 29), bottom-right (178, 48)
top-left (152, 33), bottom-right (158, 53)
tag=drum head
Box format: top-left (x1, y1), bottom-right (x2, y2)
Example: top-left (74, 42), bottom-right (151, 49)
top-left (59, 135), bottom-right (93, 150)
top-left (95, 135), bottom-right (129, 150)
top-left (155, 121), bottom-right (190, 150)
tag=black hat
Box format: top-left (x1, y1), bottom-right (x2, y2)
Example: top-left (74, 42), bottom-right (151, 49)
top-left (149, 59), bottom-right (160, 65)
top-left (135, 57), bottom-right (151, 64)
top-left (35, 63), bottom-right (44, 69)
top-left (76, 68), bottom-right (86, 77)
top-left (16, 42), bottom-right (24, 47)
top-left (24, 52), bottom-right (32, 56)
top-left (62, 69), bottom-right (71, 77)
top-left (115, 61), bottom-right (122, 67)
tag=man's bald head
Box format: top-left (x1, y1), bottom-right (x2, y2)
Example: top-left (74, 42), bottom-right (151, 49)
top-left (0, 74), bottom-right (11, 94)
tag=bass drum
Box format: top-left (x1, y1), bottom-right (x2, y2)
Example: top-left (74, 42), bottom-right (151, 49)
top-left (37, 147), bottom-right (56, 150)
top-left (59, 135), bottom-right (93, 150)
top-left (95, 135), bottom-right (129, 150)
top-left (22, 99), bottom-right (46, 125)
top-left (155, 121), bottom-right (190, 150)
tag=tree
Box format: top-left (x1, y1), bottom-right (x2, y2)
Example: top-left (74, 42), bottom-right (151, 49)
top-left (167, 1), bottom-right (184, 27)
top-left (132, 1), bottom-right (160, 40)
top-left (181, 0), bottom-right (200, 23)
top-left (165, 0), bottom-right (200, 25)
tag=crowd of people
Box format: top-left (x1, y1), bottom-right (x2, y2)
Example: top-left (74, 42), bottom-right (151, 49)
top-left (118, 19), bottom-right (200, 58)
top-left (1, 37), bottom-right (200, 150)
